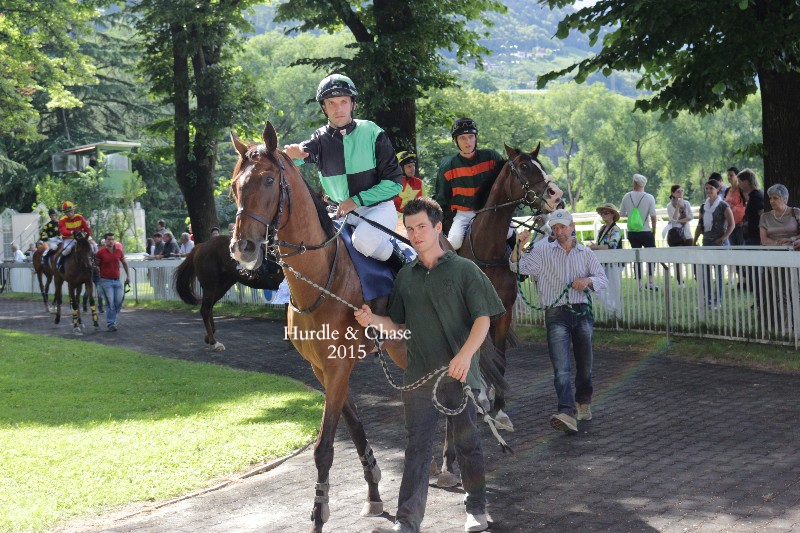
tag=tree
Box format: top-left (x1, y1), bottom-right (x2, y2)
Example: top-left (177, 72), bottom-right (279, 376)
top-left (538, 0), bottom-right (798, 205)
top-left (132, 0), bottom-right (267, 243)
top-left (0, 0), bottom-right (105, 142)
top-left (275, 0), bottom-right (507, 151)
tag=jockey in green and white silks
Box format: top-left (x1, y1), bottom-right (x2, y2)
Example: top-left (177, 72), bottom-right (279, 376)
top-left (284, 74), bottom-right (403, 262)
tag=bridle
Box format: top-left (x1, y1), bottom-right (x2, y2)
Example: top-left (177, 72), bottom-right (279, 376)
top-left (467, 153), bottom-right (554, 268)
top-left (232, 148), bottom-right (343, 313)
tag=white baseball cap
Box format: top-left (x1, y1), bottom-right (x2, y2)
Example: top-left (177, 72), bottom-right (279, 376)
top-left (550, 209), bottom-right (573, 227)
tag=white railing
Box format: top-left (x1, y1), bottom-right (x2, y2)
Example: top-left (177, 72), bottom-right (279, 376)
top-left (4, 249), bottom-right (799, 348)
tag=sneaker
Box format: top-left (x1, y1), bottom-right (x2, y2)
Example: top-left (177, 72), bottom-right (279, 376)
top-left (493, 409), bottom-right (514, 432)
top-left (576, 403), bottom-right (592, 421)
top-left (550, 413), bottom-right (578, 434)
top-left (464, 513), bottom-right (489, 532)
top-left (107, 324), bottom-right (117, 332)
top-left (436, 470), bottom-right (460, 488)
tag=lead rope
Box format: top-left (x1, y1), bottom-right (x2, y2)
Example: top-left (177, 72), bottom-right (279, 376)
top-left (276, 257), bottom-right (513, 453)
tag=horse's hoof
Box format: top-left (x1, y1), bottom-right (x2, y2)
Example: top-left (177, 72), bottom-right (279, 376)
top-left (213, 342), bottom-right (226, 351)
top-left (360, 501), bottom-right (383, 517)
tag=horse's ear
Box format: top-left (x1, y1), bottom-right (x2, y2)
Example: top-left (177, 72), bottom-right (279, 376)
top-left (530, 142), bottom-right (541, 159)
top-left (263, 121), bottom-right (278, 153)
top-left (231, 131), bottom-right (248, 158)
top-left (504, 143), bottom-right (519, 160)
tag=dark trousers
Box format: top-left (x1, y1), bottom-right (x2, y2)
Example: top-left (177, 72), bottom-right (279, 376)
top-left (627, 231), bottom-right (656, 280)
top-left (396, 381), bottom-right (486, 532)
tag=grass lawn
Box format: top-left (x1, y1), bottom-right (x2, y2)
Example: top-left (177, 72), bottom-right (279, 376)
top-left (0, 329), bottom-right (322, 533)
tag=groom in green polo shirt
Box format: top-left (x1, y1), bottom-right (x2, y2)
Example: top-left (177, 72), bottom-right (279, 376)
top-left (354, 197), bottom-right (504, 533)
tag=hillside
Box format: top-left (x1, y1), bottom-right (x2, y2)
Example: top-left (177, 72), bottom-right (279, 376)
top-left (247, 1), bottom-right (639, 96)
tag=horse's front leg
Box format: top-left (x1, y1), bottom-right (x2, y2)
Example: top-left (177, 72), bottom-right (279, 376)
top-left (88, 284), bottom-right (99, 328)
top-left (70, 287), bottom-right (82, 335)
top-left (310, 368), bottom-right (350, 533)
top-left (342, 393), bottom-right (383, 517)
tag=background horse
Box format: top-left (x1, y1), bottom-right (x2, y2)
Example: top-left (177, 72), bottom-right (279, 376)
top-left (458, 143), bottom-right (562, 421)
top-left (53, 231), bottom-right (98, 333)
top-left (174, 235), bottom-right (285, 350)
top-left (32, 245), bottom-right (57, 313)
top-left (228, 123), bottom-right (506, 532)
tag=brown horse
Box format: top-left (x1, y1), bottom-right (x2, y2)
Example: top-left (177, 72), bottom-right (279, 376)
top-left (174, 235), bottom-right (285, 350)
top-left (32, 245), bottom-right (57, 312)
top-left (458, 143), bottom-right (562, 420)
top-left (229, 123), bottom-right (506, 532)
top-left (53, 231), bottom-right (99, 333)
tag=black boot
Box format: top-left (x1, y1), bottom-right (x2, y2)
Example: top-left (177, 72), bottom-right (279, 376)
top-left (386, 248), bottom-right (409, 275)
top-left (57, 257), bottom-right (65, 273)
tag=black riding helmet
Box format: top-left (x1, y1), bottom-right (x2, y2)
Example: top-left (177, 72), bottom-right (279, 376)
top-left (451, 117), bottom-right (478, 152)
top-left (48, 208), bottom-right (57, 216)
top-left (316, 74), bottom-right (359, 104)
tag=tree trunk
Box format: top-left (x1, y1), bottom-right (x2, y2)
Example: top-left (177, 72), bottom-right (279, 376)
top-left (375, 97), bottom-right (416, 151)
top-left (758, 69), bottom-right (800, 207)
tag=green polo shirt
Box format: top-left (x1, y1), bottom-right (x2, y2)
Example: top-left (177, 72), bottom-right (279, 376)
top-left (388, 251), bottom-right (505, 388)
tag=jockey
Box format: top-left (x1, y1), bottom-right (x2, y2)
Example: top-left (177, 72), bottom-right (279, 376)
top-left (283, 74), bottom-right (405, 268)
top-left (393, 151), bottom-right (423, 213)
top-left (40, 208), bottom-right (61, 259)
top-left (433, 117), bottom-right (510, 250)
top-left (56, 201), bottom-right (92, 271)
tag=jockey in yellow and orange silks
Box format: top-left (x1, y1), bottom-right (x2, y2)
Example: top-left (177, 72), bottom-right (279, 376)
top-left (56, 201), bottom-right (92, 268)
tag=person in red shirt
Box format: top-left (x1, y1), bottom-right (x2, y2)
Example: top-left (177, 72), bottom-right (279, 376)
top-left (55, 200), bottom-right (92, 271)
top-left (393, 151), bottom-right (423, 213)
top-left (94, 232), bottom-right (130, 332)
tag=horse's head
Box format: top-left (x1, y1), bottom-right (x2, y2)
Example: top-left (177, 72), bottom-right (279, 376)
top-left (503, 143), bottom-right (563, 213)
top-left (229, 122), bottom-right (288, 270)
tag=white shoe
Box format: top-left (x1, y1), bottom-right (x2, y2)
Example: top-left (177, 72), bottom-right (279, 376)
top-left (550, 413), bottom-right (578, 434)
top-left (464, 512), bottom-right (488, 532)
top-left (576, 403), bottom-right (592, 421)
top-left (493, 410), bottom-right (515, 432)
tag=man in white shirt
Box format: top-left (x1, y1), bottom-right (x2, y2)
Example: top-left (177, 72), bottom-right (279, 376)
top-left (619, 173), bottom-right (658, 290)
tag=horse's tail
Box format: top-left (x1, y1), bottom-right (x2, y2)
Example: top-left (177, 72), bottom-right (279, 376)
top-left (173, 246), bottom-right (201, 305)
top-left (478, 336), bottom-right (509, 399)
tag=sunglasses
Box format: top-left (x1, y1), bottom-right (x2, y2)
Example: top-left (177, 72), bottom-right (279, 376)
top-left (454, 118), bottom-right (477, 129)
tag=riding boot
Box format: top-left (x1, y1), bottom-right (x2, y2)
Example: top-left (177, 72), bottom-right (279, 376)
top-left (386, 248), bottom-right (409, 275)
top-left (57, 256), bottom-right (65, 273)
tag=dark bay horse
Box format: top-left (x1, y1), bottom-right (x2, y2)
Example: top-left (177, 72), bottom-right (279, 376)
top-left (32, 245), bottom-right (57, 312)
top-left (174, 235), bottom-right (285, 350)
top-left (53, 231), bottom-right (98, 333)
top-left (459, 143), bottom-right (562, 419)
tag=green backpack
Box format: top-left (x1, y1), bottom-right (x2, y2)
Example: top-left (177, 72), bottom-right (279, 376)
top-left (627, 194), bottom-right (645, 232)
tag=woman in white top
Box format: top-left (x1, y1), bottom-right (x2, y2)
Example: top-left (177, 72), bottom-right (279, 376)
top-left (664, 184), bottom-right (693, 286)
top-left (693, 179), bottom-right (734, 308)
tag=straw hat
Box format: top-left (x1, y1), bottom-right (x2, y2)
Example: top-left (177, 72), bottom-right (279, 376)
top-left (596, 203), bottom-right (620, 222)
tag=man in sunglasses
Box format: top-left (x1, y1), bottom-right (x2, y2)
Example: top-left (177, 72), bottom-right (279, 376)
top-left (433, 117), bottom-right (506, 250)
top-left (94, 232), bottom-right (130, 332)
top-left (284, 74), bottom-right (405, 268)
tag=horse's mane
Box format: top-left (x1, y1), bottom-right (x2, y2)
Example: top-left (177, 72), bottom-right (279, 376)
top-left (74, 235), bottom-right (93, 271)
top-left (298, 176), bottom-right (337, 239)
top-left (473, 158), bottom-right (509, 210)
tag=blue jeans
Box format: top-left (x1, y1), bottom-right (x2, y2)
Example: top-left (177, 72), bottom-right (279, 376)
top-left (545, 305), bottom-right (594, 415)
top-left (98, 278), bottom-right (123, 326)
top-left (396, 380), bottom-right (485, 532)
top-left (701, 240), bottom-right (728, 305)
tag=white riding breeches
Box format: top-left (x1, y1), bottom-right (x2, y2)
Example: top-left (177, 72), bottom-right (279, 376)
top-left (61, 238), bottom-right (76, 256)
top-left (447, 210), bottom-right (515, 251)
top-left (345, 200), bottom-right (397, 261)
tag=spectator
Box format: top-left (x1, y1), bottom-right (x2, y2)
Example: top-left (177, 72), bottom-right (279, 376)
top-left (155, 231), bottom-right (179, 259)
top-left (759, 184), bottom-right (800, 246)
top-left (619, 173), bottom-right (658, 290)
top-left (94, 232), bottom-right (131, 332)
top-left (25, 243), bottom-right (37, 260)
top-left (587, 203), bottom-right (623, 316)
top-left (178, 232), bottom-right (194, 256)
top-left (694, 179), bottom-right (734, 308)
top-left (393, 151), bottom-right (423, 213)
top-left (156, 219), bottom-right (168, 235)
top-left (147, 232), bottom-right (164, 258)
top-left (433, 117), bottom-right (507, 250)
top-left (227, 222), bottom-right (235, 235)
top-left (210, 227), bottom-right (221, 238)
top-left (12, 244), bottom-right (25, 263)
top-left (739, 169), bottom-right (764, 246)
top-left (511, 209), bottom-right (608, 434)
top-left (725, 167), bottom-right (746, 246)
top-left (187, 223), bottom-right (193, 242)
top-left (664, 184), bottom-right (694, 286)
top-left (354, 197), bottom-right (504, 533)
